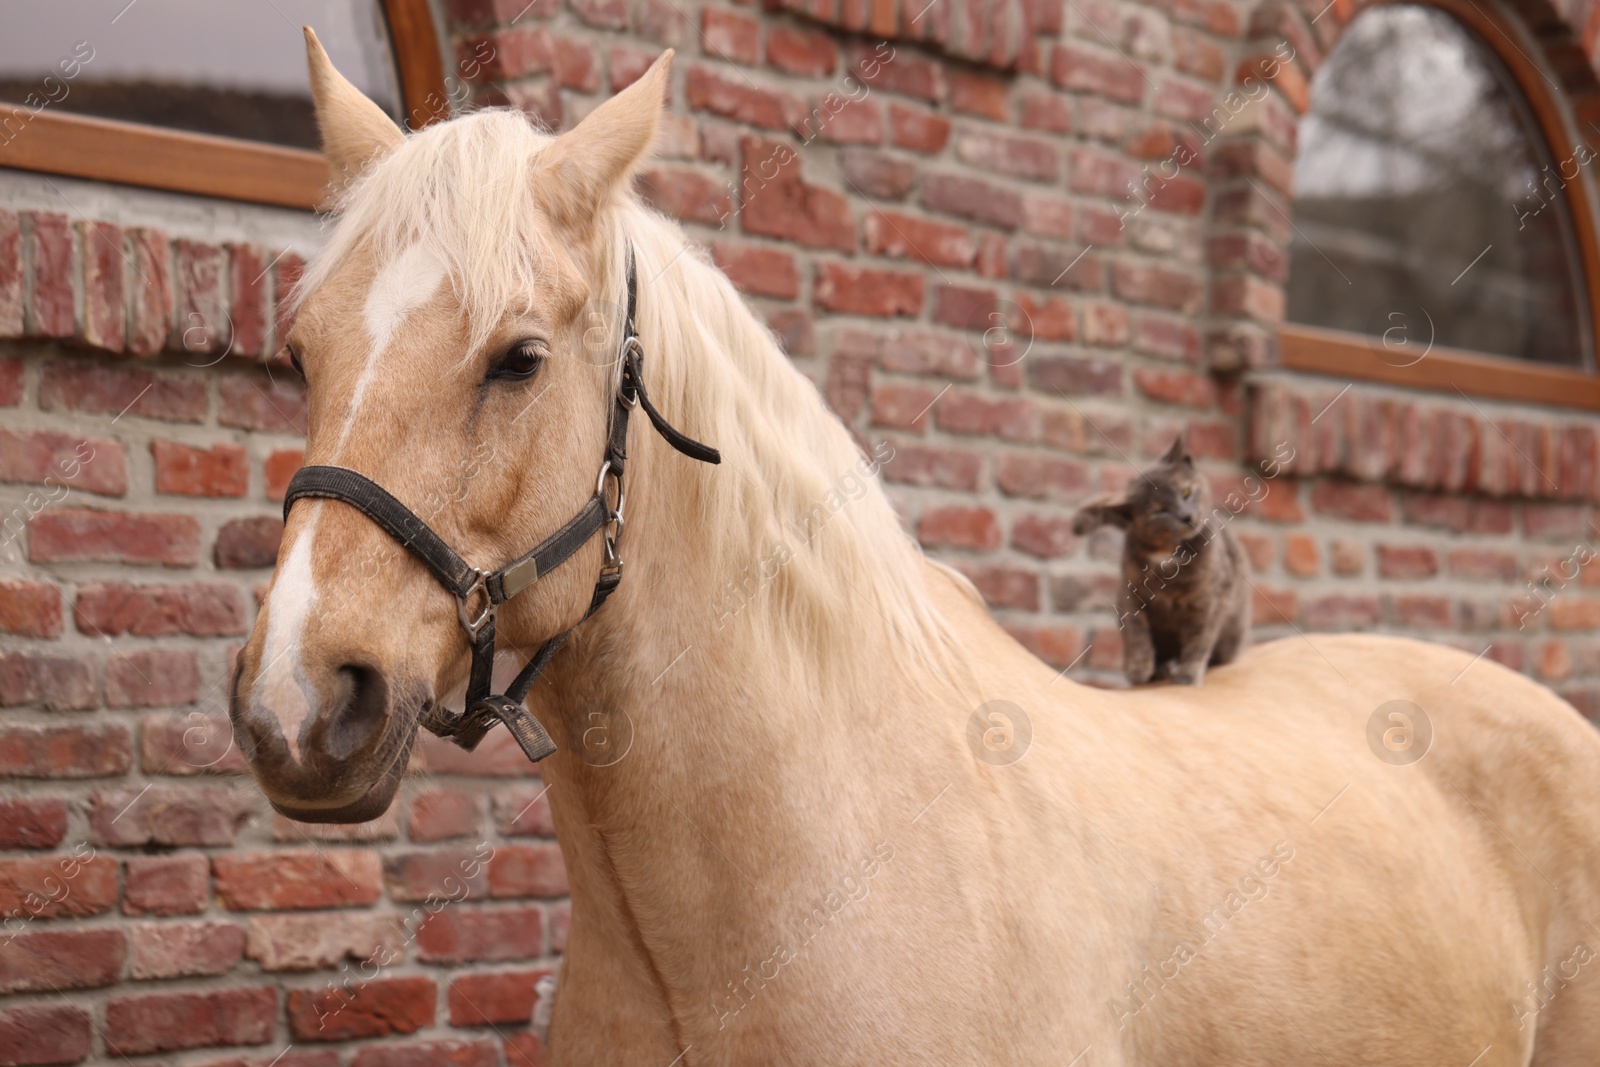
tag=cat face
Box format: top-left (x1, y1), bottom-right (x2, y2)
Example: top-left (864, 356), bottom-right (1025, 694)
top-left (1071, 436), bottom-right (1210, 550)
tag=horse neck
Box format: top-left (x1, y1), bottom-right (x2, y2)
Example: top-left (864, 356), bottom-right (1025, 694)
top-left (526, 210), bottom-right (963, 983)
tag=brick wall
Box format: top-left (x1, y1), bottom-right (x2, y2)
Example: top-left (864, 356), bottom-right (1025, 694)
top-left (7, 0), bottom-right (1600, 1061)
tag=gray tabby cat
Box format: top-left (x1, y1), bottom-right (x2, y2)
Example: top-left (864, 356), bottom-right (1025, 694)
top-left (1071, 436), bottom-right (1251, 686)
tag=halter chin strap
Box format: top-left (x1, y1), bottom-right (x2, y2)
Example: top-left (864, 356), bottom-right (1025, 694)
top-left (282, 247), bottom-right (719, 763)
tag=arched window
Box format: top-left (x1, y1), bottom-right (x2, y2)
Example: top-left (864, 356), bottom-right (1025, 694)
top-left (1281, 1), bottom-right (1600, 408)
top-left (0, 0), bottom-right (445, 210)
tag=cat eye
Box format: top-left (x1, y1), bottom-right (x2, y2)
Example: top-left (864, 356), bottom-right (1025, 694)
top-left (1181, 487), bottom-right (1192, 499)
top-left (489, 341), bottom-right (546, 382)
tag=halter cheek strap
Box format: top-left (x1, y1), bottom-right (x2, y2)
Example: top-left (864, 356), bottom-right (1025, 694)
top-left (281, 247), bottom-right (719, 763)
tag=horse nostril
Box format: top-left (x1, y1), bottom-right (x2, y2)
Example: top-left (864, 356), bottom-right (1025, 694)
top-left (322, 664), bottom-right (390, 762)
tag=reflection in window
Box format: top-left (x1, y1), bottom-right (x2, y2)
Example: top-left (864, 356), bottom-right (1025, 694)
top-left (1288, 5), bottom-right (1591, 368)
top-left (0, 1), bottom-right (399, 150)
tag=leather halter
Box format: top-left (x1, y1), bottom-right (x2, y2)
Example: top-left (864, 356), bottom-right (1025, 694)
top-left (282, 248), bottom-right (720, 763)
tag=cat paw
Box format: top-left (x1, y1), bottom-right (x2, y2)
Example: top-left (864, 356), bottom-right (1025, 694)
top-left (1125, 657), bottom-right (1157, 686)
top-left (1166, 663), bottom-right (1206, 686)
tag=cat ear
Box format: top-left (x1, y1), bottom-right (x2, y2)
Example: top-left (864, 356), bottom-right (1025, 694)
top-left (1073, 495), bottom-right (1134, 534)
top-left (1162, 435), bottom-right (1192, 466)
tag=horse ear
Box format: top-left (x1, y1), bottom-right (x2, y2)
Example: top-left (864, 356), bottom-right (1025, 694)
top-left (1162, 434), bottom-right (1192, 466)
top-left (536, 50), bottom-right (673, 229)
top-left (304, 26), bottom-right (404, 198)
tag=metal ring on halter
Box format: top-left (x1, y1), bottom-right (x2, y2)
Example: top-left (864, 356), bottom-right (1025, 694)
top-left (620, 336), bottom-right (644, 408)
top-left (457, 569), bottom-right (494, 637)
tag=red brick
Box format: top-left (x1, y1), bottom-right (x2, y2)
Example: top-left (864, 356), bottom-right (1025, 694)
top-left (550, 33), bottom-right (601, 91)
top-left (77, 220), bottom-right (126, 352)
top-left (1330, 538), bottom-right (1365, 575)
top-left (1253, 585), bottom-right (1299, 625)
top-left (0, 797), bottom-right (67, 849)
top-left (711, 241), bottom-right (799, 298)
top-left (740, 135), bottom-right (855, 251)
top-left (1524, 503), bottom-right (1587, 540)
top-left (949, 68), bottom-right (1010, 120)
top-left (636, 166), bottom-right (731, 227)
top-left (493, 785), bottom-right (556, 837)
top-left (1052, 43), bottom-right (1145, 103)
top-left (288, 976), bottom-right (436, 1042)
top-left (0, 854), bottom-right (118, 918)
top-left (28, 508), bottom-right (200, 566)
top-left (124, 853), bottom-right (210, 915)
top-left (488, 842), bottom-right (568, 898)
top-left (38, 362), bottom-right (207, 422)
top-left (105, 648), bottom-right (200, 708)
top-left (416, 905), bottom-right (545, 963)
top-left (936, 391), bottom-right (1036, 439)
top-left (214, 850), bottom-right (382, 910)
top-left (139, 711), bottom-right (250, 776)
top-left (127, 226), bottom-right (173, 357)
top-left (409, 789), bottom-right (481, 842)
top-left (770, 308), bottom-right (812, 356)
top-left (0, 580), bottom-right (62, 638)
top-left (959, 564), bottom-right (1041, 610)
top-left (0, 358), bottom-right (19, 405)
top-left (75, 582), bottom-right (245, 637)
top-left (265, 448), bottom-right (304, 500)
top-left (504, 1032), bottom-right (551, 1067)
top-left (218, 373), bottom-right (307, 434)
top-left (1303, 594), bottom-right (1383, 629)
top-left (459, 26), bottom-right (552, 78)
top-left (1392, 595), bottom-right (1452, 630)
top-left (0, 653), bottom-right (96, 710)
top-left (871, 383), bottom-right (937, 430)
top-left (215, 516), bottom-right (284, 569)
top-left (887, 102), bottom-right (950, 153)
top-left (1015, 292), bottom-right (1077, 343)
top-left (153, 440), bottom-right (249, 497)
top-left (864, 210), bottom-right (974, 268)
top-left (1019, 87), bottom-right (1074, 133)
top-left (106, 987), bottom-right (275, 1055)
top-left (1448, 549), bottom-right (1519, 582)
top-left (996, 454), bottom-right (1092, 500)
top-left (1012, 242), bottom-right (1103, 290)
top-left (128, 920), bottom-right (244, 979)
top-left (1282, 533), bottom-right (1318, 576)
top-left (227, 243), bottom-right (270, 359)
top-left (27, 212), bottom-right (74, 339)
top-left (0, 429), bottom-right (127, 496)
top-left (351, 1040), bottom-right (499, 1067)
top-left (0, 928), bottom-right (125, 993)
top-left (1376, 544), bottom-right (1439, 579)
top-left (702, 8), bottom-right (759, 64)
top-left (765, 25), bottom-right (837, 75)
top-left (1013, 513), bottom-right (1078, 558)
top-left (687, 65), bottom-right (807, 132)
top-left (384, 848), bottom-right (489, 903)
top-left (0, 723), bottom-right (132, 778)
top-left (1113, 262), bottom-right (1203, 313)
top-left (1133, 368), bottom-right (1216, 408)
top-left (845, 40), bottom-right (944, 101)
top-left (1006, 624), bottom-right (1084, 667)
top-left (880, 442), bottom-right (985, 490)
top-left (815, 262), bottom-right (923, 317)
top-left (920, 172), bottom-right (1024, 229)
top-left (449, 968), bottom-right (548, 1026)
top-left (1310, 481), bottom-right (1393, 523)
top-left (416, 730), bottom-right (541, 776)
top-left (918, 506), bottom-right (1001, 550)
top-left (172, 240), bottom-right (227, 356)
top-left (91, 785), bottom-right (250, 847)
top-left (0, 1004), bottom-right (91, 1066)
top-left (0, 211), bottom-right (21, 337)
top-left (1550, 598), bottom-right (1600, 631)
top-left (955, 129), bottom-right (1059, 182)
top-left (245, 912), bottom-right (401, 972)
top-left (841, 147), bottom-right (918, 200)
top-left (1027, 355), bottom-right (1122, 397)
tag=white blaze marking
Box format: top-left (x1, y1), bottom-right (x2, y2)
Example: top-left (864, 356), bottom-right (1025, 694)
top-left (254, 242), bottom-right (446, 758)
top-left (256, 510), bottom-right (320, 760)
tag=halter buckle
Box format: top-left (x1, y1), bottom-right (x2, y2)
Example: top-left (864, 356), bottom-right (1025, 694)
top-left (457, 569), bottom-right (495, 637)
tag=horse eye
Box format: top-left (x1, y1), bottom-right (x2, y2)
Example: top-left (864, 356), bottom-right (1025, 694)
top-left (283, 345), bottom-right (305, 381)
top-left (490, 342), bottom-right (545, 382)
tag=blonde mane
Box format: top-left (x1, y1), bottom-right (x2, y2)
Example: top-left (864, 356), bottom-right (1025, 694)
top-left (299, 107), bottom-right (975, 695)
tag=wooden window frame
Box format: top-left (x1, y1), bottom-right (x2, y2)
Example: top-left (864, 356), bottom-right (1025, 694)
top-left (0, 0), bottom-right (446, 211)
top-left (1280, 0), bottom-right (1600, 412)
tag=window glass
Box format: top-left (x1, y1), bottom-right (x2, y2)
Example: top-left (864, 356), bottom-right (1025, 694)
top-left (1288, 4), bottom-right (1591, 368)
top-left (0, 1), bottom-right (399, 151)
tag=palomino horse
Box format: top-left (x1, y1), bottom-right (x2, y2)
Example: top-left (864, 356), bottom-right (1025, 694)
top-left (231, 29), bottom-right (1600, 1065)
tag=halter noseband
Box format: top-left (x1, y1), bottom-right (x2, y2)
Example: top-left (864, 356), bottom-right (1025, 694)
top-left (281, 248), bottom-right (720, 764)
